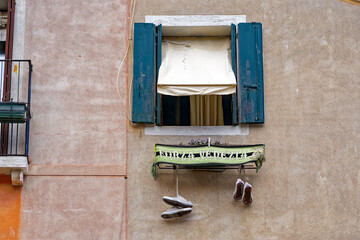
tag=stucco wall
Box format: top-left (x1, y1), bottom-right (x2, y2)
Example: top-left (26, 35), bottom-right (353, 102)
top-left (2, 0), bottom-right (358, 239)
top-left (128, 0), bottom-right (360, 239)
top-left (24, 0), bottom-right (129, 167)
top-left (11, 0), bottom-right (129, 239)
top-left (20, 177), bottom-right (126, 240)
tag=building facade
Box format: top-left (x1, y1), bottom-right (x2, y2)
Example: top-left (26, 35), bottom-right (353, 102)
top-left (0, 0), bottom-right (360, 239)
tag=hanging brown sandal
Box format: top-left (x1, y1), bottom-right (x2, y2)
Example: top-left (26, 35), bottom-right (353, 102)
top-left (233, 178), bottom-right (245, 200)
top-left (242, 182), bottom-right (253, 205)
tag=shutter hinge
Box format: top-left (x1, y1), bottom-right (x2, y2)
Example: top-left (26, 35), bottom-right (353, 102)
top-left (243, 83), bottom-right (258, 89)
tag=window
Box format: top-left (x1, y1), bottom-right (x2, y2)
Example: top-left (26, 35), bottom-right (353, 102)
top-left (131, 19), bottom-right (264, 125)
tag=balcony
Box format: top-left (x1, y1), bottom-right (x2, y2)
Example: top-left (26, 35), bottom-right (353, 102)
top-left (0, 59), bottom-right (32, 185)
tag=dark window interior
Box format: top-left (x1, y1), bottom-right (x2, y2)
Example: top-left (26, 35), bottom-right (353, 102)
top-left (0, 42), bottom-right (5, 54)
top-left (162, 95), bottom-right (233, 126)
top-left (222, 94), bottom-right (232, 125)
top-left (162, 95), bottom-right (190, 126)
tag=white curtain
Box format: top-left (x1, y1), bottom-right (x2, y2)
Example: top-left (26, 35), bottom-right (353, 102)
top-left (190, 95), bottom-right (224, 126)
top-left (157, 37), bottom-right (236, 96)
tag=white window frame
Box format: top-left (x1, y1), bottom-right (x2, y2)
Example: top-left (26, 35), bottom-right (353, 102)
top-left (144, 15), bottom-right (249, 136)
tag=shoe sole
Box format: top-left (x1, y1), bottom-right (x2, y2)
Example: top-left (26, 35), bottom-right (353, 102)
top-left (242, 184), bottom-right (252, 205)
top-left (161, 208), bottom-right (192, 219)
top-left (233, 179), bottom-right (244, 200)
top-left (162, 197), bottom-right (193, 208)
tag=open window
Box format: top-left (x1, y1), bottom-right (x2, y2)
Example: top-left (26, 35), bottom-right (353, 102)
top-left (132, 21), bottom-right (264, 126)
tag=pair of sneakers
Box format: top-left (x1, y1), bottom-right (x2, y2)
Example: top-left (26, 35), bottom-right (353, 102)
top-left (233, 179), bottom-right (252, 205)
top-left (161, 195), bottom-right (193, 219)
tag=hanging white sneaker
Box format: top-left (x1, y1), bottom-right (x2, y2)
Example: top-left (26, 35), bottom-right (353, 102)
top-left (161, 207), bottom-right (192, 219)
top-left (162, 195), bottom-right (193, 208)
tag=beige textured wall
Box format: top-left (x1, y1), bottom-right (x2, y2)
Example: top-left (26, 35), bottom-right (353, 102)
top-left (25, 0), bottom-right (128, 166)
top-left (17, 1), bottom-right (129, 239)
top-left (11, 0), bottom-right (360, 239)
top-left (21, 177), bottom-right (126, 240)
top-left (128, 0), bottom-right (360, 239)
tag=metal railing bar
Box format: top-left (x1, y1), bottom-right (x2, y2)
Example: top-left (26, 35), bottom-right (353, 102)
top-left (17, 61), bottom-right (20, 102)
top-left (0, 60), bottom-right (32, 157)
top-left (0, 155), bottom-right (28, 157)
top-left (0, 61), bottom-right (3, 97)
top-left (25, 62), bottom-right (32, 157)
top-left (0, 59), bottom-right (32, 62)
top-left (15, 123), bottom-right (18, 154)
top-left (9, 123), bottom-right (12, 154)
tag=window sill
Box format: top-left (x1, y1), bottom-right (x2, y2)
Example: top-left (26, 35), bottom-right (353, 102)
top-left (144, 125), bottom-right (249, 136)
top-left (0, 156), bottom-right (28, 186)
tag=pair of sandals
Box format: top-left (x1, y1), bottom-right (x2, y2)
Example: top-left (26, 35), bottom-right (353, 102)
top-left (161, 195), bottom-right (193, 219)
top-left (233, 179), bottom-right (253, 205)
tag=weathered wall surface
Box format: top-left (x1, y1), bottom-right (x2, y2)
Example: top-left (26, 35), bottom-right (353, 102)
top-left (128, 0), bottom-right (360, 239)
top-left (20, 177), bottom-right (126, 240)
top-left (12, 0), bottom-right (129, 239)
top-left (24, 0), bottom-right (129, 166)
top-left (2, 0), bottom-right (358, 239)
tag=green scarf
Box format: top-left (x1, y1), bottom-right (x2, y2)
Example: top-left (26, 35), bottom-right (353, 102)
top-left (152, 144), bottom-right (265, 179)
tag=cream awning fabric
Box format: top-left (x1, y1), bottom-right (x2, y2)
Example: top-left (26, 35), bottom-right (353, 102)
top-left (157, 37), bottom-right (236, 96)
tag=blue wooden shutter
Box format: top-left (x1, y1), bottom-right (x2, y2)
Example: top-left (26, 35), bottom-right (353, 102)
top-left (231, 23), bottom-right (238, 125)
top-left (238, 22), bottom-right (264, 124)
top-left (132, 23), bottom-right (156, 123)
top-left (156, 24), bottom-right (162, 125)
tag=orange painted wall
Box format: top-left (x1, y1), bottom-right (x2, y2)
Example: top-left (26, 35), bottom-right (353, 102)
top-left (0, 175), bottom-right (21, 240)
